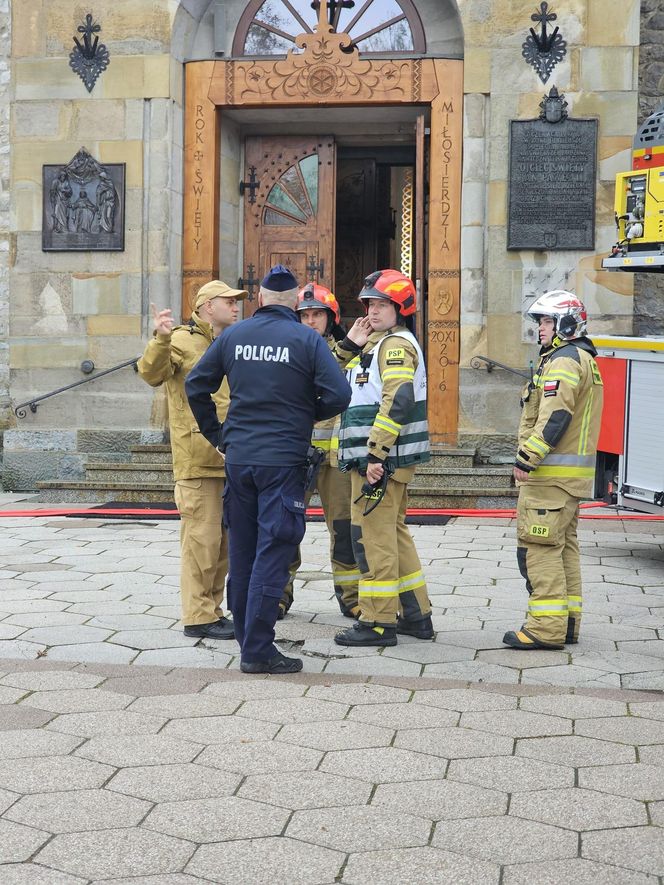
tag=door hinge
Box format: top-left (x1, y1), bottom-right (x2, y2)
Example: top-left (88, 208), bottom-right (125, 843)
top-left (238, 263), bottom-right (260, 302)
top-left (306, 255), bottom-right (324, 281)
top-left (239, 166), bottom-right (259, 204)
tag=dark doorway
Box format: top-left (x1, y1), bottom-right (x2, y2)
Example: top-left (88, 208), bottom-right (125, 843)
top-left (334, 146), bottom-right (416, 325)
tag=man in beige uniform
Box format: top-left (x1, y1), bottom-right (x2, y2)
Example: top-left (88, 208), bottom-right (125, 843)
top-left (504, 290), bottom-right (603, 651)
top-left (137, 280), bottom-right (247, 640)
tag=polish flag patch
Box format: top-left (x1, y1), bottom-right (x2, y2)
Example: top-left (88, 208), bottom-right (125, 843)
top-left (543, 379), bottom-right (559, 396)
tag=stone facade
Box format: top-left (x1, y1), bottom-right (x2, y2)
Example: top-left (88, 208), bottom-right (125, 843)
top-left (633, 0), bottom-right (664, 336)
top-left (0, 0), bottom-right (10, 433)
top-left (1, 0), bottom-right (646, 488)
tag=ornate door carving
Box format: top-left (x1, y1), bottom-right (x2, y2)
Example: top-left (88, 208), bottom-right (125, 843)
top-left (242, 135), bottom-right (336, 315)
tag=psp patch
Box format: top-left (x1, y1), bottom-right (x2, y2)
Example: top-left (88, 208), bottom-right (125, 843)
top-left (543, 379), bottom-right (560, 397)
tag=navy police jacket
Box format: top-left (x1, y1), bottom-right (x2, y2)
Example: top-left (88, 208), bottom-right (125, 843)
top-left (186, 304), bottom-right (351, 466)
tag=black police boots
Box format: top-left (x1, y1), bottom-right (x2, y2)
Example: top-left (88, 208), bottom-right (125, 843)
top-left (334, 622), bottom-right (397, 647)
top-left (184, 617), bottom-right (235, 640)
top-left (240, 651), bottom-right (303, 674)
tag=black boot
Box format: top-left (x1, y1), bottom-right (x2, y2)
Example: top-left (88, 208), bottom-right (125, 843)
top-left (397, 615), bottom-right (434, 640)
top-left (184, 617), bottom-right (235, 640)
top-left (240, 651), bottom-right (303, 674)
top-left (334, 622), bottom-right (397, 647)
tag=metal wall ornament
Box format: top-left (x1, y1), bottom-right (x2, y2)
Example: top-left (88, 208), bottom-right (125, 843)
top-left (522, 2), bottom-right (567, 84)
top-left (42, 147), bottom-right (125, 252)
top-left (69, 13), bottom-right (110, 93)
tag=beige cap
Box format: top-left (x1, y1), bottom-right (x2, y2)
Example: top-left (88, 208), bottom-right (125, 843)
top-left (194, 280), bottom-right (248, 310)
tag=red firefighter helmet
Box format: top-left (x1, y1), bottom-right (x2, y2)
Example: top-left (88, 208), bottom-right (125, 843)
top-left (358, 269), bottom-right (417, 317)
top-left (295, 283), bottom-right (341, 325)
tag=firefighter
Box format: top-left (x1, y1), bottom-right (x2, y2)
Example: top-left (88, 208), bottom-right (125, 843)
top-left (333, 269), bottom-right (433, 647)
top-left (503, 290), bottom-right (604, 651)
top-left (279, 284), bottom-right (361, 620)
top-left (137, 280), bottom-right (247, 640)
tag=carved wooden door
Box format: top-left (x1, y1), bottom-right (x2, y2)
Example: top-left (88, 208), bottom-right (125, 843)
top-left (242, 135), bottom-right (336, 315)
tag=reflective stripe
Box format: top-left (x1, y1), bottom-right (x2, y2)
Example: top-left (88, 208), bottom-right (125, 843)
top-left (526, 435), bottom-right (551, 456)
top-left (347, 356), bottom-right (361, 369)
top-left (359, 580), bottom-right (399, 598)
top-left (312, 427), bottom-right (334, 440)
top-left (541, 454), bottom-right (595, 466)
top-left (374, 414), bottom-right (402, 434)
top-left (578, 387), bottom-right (593, 456)
top-left (528, 598), bottom-right (568, 616)
top-left (382, 368), bottom-right (415, 380)
top-left (399, 569), bottom-right (426, 592)
top-left (543, 370), bottom-right (579, 386)
top-left (568, 595), bottom-right (582, 613)
top-left (312, 439), bottom-right (332, 451)
top-left (334, 569), bottom-right (361, 584)
top-left (534, 466), bottom-right (595, 477)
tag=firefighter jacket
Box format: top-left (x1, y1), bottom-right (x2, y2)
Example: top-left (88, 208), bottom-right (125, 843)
top-left (137, 312), bottom-right (227, 482)
top-left (336, 326), bottom-right (430, 471)
top-left (516, 335), bottom-right (604, 498)
top-left (185, 304), bottom-right (352, 467)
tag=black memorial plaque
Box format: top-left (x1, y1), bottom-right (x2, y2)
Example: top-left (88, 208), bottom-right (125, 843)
top-left (508, 116), bottom-right (597, 251)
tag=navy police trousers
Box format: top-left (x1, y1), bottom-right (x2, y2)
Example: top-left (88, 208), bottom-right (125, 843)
top-left (224, 464), bottom-right (307, 663)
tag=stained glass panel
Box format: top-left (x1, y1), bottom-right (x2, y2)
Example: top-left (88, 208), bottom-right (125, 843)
top-left (299, 155), bottom-right (318, 215)
top-left (280, 165), bottom-right (311, 215)
top-left (265, 183), bottom-right (307, 220)
top-left (264, 208), bottom-right (293, 225)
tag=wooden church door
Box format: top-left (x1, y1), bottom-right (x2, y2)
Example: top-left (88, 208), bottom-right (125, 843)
top-left (241, 135), bottom-right (336, 313)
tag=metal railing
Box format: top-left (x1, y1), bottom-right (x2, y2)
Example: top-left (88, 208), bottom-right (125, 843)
top-left (14, 357), bottom-right (140, 418)
top-left (470, 355), bottom-right (532, 381)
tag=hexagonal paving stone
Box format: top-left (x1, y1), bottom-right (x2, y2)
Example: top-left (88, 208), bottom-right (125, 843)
top-left (235, 696), bottom-right (349, 724)
top-left (343, 845), bottom-right (500, 885)
top-left (286, 805), bottom-right (430, 852)
top-left (0, 705), bottom-right (57, 731)
top-left (503, 857), bottom-right (658, 885)
top-left (516, 735), bottom-right (636, 767)
top-left (107, 629), bottom-right (198, 650)
top-left (519, 694), bottom-right (630, 719)
top-left (395, 726), bottom-right (514, 759)
top-left (578, 763), bottom-right (664, 801)
top-left (186, 836), bottom-right (344, 885)
top-left (46, 710), bottom-right (167, 737)
top-left (412, 688), bottom-right (518, 712)
top-left (275, 718), bottom-right (394, 751)
top-left (321, 746), bottom-right (449, 783)
top-left (382, 642), bottom-right (475, 664)
top-left (86, 614), bottom-right (176, 631)
top-left (201, 679), bottom-right (308, 701)
top-left (305, 682), bottom-right (411, 705)
top-left (0, 756), bottom-right (115, 794)
top-left (4, 788), bottom-right (151, 833)
top-left (45, 643), bottom-right (139, 665)
top-left (19, 625), bottom-right (113, 645)
top-left (629, 700), bottom-right (664, 721)
top-left (107, 763), bottom-right (242, 803)
top-left (21, 688), bottom-right (135, 714)
top-left (582, 827), bottom-right (664, 877)
top-left (447, 755), bottom-right (574, 793)
top-left (432, 815), bottom-right (577, 863)
top-left (372, 779), bottom-right (507, 820)
top-left (144, 795), bottom-right (289, 842)
top-left (238, 769), bottom-right (372, 809)
top-left (0, 864), bottom-right (87, 884)
top-left (160, 715), bottom-right (279, 745)
top-left (196, 740), bottom-right (323, 775)
top-left (75, 734), bottom-right (200, 767)
top-left (0, 819), bottom-right (50, 863)
top-left (0, 728), bottom-right (82, 760)
top-left (575, 716), bottom-right (664, 745)
top-left (34, 828), bottom-right (195, 880)
top-left (0, 670), bottom-right (104, 691)
top-left (126, 693), bottom-right (240, 718)
top-left (347, 702), bottom-right (459, 730)
top-left (459, 709), bottom-right (572, 739)
top-left (510, 787), bottom-right (647, 830)
top-left (0, 685), bottom-right (29, 703)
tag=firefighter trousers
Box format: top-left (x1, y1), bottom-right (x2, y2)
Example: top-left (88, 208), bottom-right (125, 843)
top-left (516, 483), bottom-right (582, 646)
top-left (174, 477), bottom-right (227, 626)
top-left (281, 464), bottom-right (360, 616)
top-left (350, 467), bottom-right (431, 627)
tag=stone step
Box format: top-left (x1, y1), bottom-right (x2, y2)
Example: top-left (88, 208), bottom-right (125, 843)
top-left (85, 462), bottom-right (175, 484)
top-left (427, 447), bottom-right (476, 468)
top-left (414, 466), bottom-right (514, 490)
top-left (36, 480), bottom-right (176, 504)
top-left (129, 445), bottom-right (173, 465)
top-left (407, 486), bottom-right (518, 510)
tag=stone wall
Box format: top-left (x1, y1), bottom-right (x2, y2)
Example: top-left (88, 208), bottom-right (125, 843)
top-left (0, 0), bottom-right (11, 433)
top-left (633, 0), bottom-right (664, 336)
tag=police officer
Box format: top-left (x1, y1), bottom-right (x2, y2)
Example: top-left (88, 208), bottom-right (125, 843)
top-left (503, 290), bottom-right (604, 651)
top-left (137, 280), bottom-right (247, 640)
top-left (279, 284), bottom-right (361, 620)
top-left (186, 265), bottom-right (351, 674)
top-left (333, 269), bottom-right (433, 648)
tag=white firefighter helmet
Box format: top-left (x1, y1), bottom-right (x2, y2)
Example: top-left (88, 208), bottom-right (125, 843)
top-left (525, 290), bottom-right (588, 340)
